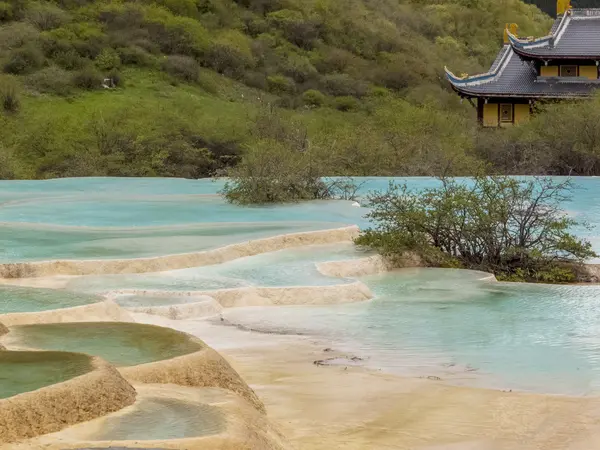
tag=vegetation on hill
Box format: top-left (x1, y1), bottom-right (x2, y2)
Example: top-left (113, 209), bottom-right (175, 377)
top-left (356, 176), bottom-right (596, 283)
top-left (0, 0), bottom-right (558, 180)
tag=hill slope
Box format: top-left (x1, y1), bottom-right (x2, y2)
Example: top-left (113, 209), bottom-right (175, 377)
top-left (0, 0), bottom-right (553, 178)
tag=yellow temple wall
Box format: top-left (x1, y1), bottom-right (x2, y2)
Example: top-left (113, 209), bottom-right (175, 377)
top-left (540, 66), bottom-right (558, 77)
top-left (579, 66), bottom-right (598, 80)
top-left (483, 104), bottom-right (499, 127)
top-left (514, 104), bottom-right (530, 124)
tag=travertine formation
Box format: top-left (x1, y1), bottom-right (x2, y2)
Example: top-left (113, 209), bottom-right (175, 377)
top-left (111, 281), bottom-right (373, 310)
top-left (0, 356), bottom-right (136, 444)
top-left (120, 339), bottom-right (265, 413)
top-left (0, 300), bottom-right (132, 327)
top-left (0, 226), bottom-right (359, 278)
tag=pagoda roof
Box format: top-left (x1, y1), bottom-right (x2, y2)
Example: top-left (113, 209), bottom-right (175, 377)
top-left (508, 9), bottom-right (600, 60)
top-left (445, 45), bottom-right (600, 99)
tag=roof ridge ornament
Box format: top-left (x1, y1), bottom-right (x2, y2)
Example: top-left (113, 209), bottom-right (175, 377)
top-left (557, 0), bottom-right (571, 17)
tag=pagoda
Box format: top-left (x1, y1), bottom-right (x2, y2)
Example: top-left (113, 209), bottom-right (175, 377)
top-left (445, 0), bottom-right (600, 127)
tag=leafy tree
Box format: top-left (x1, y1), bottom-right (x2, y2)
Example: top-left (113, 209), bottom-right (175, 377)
top-left (356, 176), bottom-right (596, 282)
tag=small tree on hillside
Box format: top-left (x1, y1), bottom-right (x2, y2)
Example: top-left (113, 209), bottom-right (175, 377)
top-left (355, 176), bottom-right (596, 282)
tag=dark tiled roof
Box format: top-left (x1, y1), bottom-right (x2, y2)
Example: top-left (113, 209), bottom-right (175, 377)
top-left (445, 46), bottom-right (600, 98)
top-left (511, 9), bottom-right (600, 59)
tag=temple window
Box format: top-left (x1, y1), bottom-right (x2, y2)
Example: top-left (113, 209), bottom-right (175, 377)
top-left (560, 65), bottom-right (578, 77)
top-left (500, 104), bottom-right (513, 123)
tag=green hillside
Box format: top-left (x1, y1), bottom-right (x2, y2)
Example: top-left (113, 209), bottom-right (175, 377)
top-left (0, 0), bottom-right (558, 178)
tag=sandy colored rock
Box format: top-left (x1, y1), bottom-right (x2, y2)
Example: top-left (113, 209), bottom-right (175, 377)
top-left (317, 255), bottom-right (396, 278)
top-left (108, 281), bottom-right (373, 309)
top-left (0, 355), bottom-right (136, 444)
top-left (220, 337), bottom-right (600, 450)
top-left (120, 346), bottom-right (265, 414)
top-left (6, 385), bottom-right (290, 450)
top-left (0, 226), bottom-right (359, 278)
top-left (127, 296), bottom-right (224, 319)
top-left (0, 300), bottom-right (132, 327)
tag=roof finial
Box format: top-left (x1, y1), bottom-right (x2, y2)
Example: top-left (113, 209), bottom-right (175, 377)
top-left (557, 0), bottom-right (571, 17)
top-left (503, 23), bottom-right (518, 44)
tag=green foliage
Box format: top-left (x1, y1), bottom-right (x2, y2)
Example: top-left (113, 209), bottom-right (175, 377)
top-left (4, 46), bottom-right (45, 74)
top-left (266, 74), bottom-right (294, 94)
top-left (221, 139), bottom-right (329, 204)
top-left (302, 89), bottom-right (325, 107)
top-left (162, 55), bottom-right (199, 82)
top-left (72, 66), bottom-right (102, 89)
top-left (333, 96), bottom-right (359, 112)
top-left (25, 65), bottom-right (73, 95)
top-left (356, 176), bottom-right (597, 282)
top-left (0, 0), bottom-right (573, 180)
top-left (0, 77), bottom-right (19, 113)
top-left (25, 2), bottom-right (71, 31)
top-left (475, 94), bottom-right (600, 176)
top-left (95, 48), bottom-right (120, 71)
top-left (206, 30), bottom-right (254, 77)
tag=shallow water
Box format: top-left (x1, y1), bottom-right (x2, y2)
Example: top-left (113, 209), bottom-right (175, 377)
top-left (64, 243), bottom-right (368, 295)
top-left (3, 177), bottom-right (600, 397)
top-left (9, 323), bottom-right (203, 367)
top-left (0, 286), bottom-right (99, 313)
top-left (0, 351), bottom-right (92, 398)
top-left (87, 397), bottom-right (225, 441)
top-left (223, 268), bottom-right (600, 395)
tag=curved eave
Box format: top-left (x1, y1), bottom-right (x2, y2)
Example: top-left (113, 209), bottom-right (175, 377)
top-left (511, 44), bottom-right (600, 61)
top-left (448, 83), bottom-right (593, 99)
top-left (507, 30), bottom-right (552, 51)
top-left (444, 66), bottom-right (496, 85)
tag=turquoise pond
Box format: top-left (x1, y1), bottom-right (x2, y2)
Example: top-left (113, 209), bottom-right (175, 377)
top-left (0, 286), bottom-right (98, 313)
top-left (3, 177), bottom-right (600, 396)
top-left (62, 243), bottom-right (369, 294)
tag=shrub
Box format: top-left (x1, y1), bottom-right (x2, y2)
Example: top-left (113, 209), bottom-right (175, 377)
top-left (320, 74), bottom-right (368, 98)
top-left (0, 78), bottom-right (20, 113)
top-left (205, 30), bottom-right (254, 77)
top-left (243, 71), bottom-right (267, 90)
top-left (281, 53), bottom-right (318, 83)
top-left (0, 1), bottom-right (12, 21)
top-left (0, 23), bottom-right (40, 51)
top-left (25, 65), bottom-right (72, 95)
top-left (52, 48), bottom-right (85, 70)
top-left (148, 15), bottom-right (210, 57)
top-left (221, 140), bottom-right (329, 204)
top-left (161, 54), bottom-right (199, 82)
top-left (266, 74), bottom-right (295, 94)
top-left (25, 2), bottom-right (70, 30)
top-left (267, 9), bottom-right (320, 49)
top-left (334, 96), bottom-right (359, 111)
top-left (356, 177), bottom-right (597, 281)
top-left (95, 47), bottom-right (120, 71)
top-left (4, 45), bottom-right (45, 74)
top-left (72, 66), bottom-right (102, 89)
top-left (107, 68), bottom-right (121, 87)
top-left (302, 89), bottom-right (325, 107)
top-left (117, 45), bottom-right (154, 67)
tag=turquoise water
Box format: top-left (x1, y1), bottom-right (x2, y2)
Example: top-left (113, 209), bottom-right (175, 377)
top-left (0, 286), bottom-right (99, 313)
top-left (3, 177), bottom-right (600, 396)
top-left (0, 176), bottom-right (598, 261)
top-left (223, 268), bottom-right (600, 395)
top-left (63, 243), bottom-right (369, 295)
top-left (10, 323), bottom-right (203, 367)
top-left (87, 398), bottom-right (225, 441)
top-left (0, 351), bottom-right (92, 398)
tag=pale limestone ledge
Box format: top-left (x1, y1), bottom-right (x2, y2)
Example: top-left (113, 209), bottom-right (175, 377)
top-left (0, 300), bottom-right (132, 327)
top-left (0, 226), bottom-right (359, 278)
top-left (105, 281), bottom-right (373, 310)
top-left (2, 323), bottom-right (265, 414)
top-left (5, 385), bottom-right (290, 450)
top-left (0, 355), bottom-right (136, 445)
